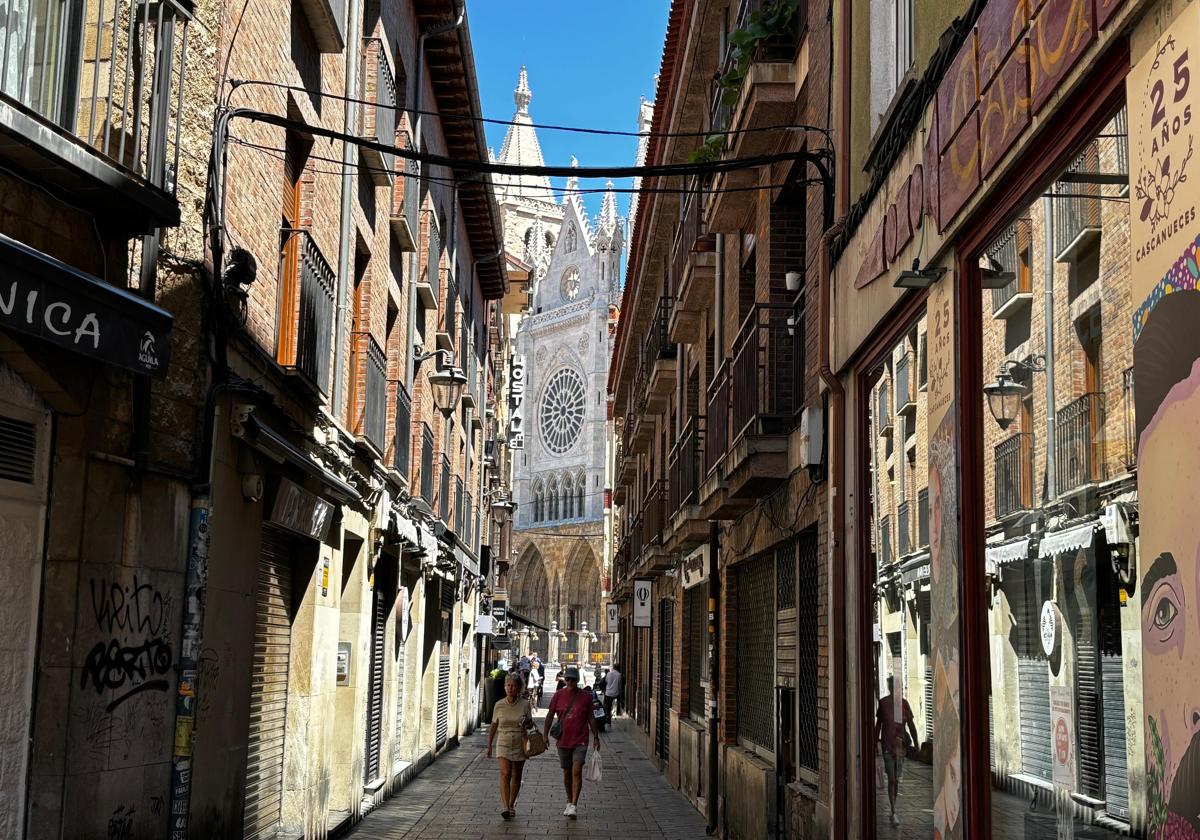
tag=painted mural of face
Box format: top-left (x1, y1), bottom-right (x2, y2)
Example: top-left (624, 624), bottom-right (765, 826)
top-left (1139, 356), bottom-right (1200, 837)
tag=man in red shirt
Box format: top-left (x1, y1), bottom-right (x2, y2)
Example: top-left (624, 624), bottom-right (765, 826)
top-left (543, 666), bottom-right (601, 819)
top-left (875, 675), bottom-right (919, 827)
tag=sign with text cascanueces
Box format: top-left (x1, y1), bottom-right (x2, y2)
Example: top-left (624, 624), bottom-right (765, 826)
top-left (633, 579), bottom-right (652, 627)
top-left (0, 233), bottom-right (173, 377)
top-left (508, 354), bottom-right (526, 449)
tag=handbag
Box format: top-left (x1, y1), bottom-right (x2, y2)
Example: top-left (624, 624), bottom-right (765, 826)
top-left (549, 688), bottom-right (583, 739)
top-left (523, 727), bottom-right (547, 758)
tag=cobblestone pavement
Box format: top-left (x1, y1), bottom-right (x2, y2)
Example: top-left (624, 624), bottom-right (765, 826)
top-left (346, 716), bottom-right (708, 840)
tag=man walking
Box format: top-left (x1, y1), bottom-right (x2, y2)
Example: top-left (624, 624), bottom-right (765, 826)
top-left (875, 675), bottom-right (918, 827)
top-left (544, 665), bottom-right (600, 819)
top-left (603, 663), bottom-right (623, 720)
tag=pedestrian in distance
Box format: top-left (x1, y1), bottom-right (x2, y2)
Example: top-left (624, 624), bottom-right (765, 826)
top-left (487, 672), bottom-right (534, 820)
top-left (603, 662), bottom-right (623, 720)
top-left (875, 675), bottom-right (918, 827)
top-left (543, 665), bottom-right (601, 819)
top-left (526, 657), bottom-right (542, 708)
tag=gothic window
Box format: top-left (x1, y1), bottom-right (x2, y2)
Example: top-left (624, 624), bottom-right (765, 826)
top-left (560, 267), bottom-right (581, 302)
top-left (533, 480), bottom-right (545, 522)
top-left (524, 227), bottom-right (534, 253)
top-left (565, 225), bottom-right (577, 252)
top-left (564, 474), bottom-right (575, 518)
top-left (549, 477), bottom-right (560, 520)
top-left (539, 367), bottom-right (586, 455)
top-left (576, 471), bottom-right (586, 517)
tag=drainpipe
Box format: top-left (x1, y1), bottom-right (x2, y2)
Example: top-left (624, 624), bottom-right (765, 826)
top-left (333, 0), bottom-right (364, 415)
top-left (705, 233), bottom-right (725, 836)
top-left (1042, 196), bottom-right (1057, 503)
top-left (818, 218), bottom-right (847, 840)
top-left (406, 5), bottom-right (465, 397)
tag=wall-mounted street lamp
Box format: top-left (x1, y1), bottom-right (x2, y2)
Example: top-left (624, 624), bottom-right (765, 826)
top-left (490, 496), bottom-right (515, 527)
top-left (413, 346), bottom-right (466, 416)
top-left (979, 251), bottom-right (1016, 289)
top-left (893, 258), bottom-right (948, 289)
top-left (983, 356), bottom-right (1046, 430)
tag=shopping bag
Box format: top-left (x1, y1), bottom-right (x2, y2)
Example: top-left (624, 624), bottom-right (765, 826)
top-left (584, 748), bottom-right (603, 783)
top-left (523, 728), bottom-right (547, 758)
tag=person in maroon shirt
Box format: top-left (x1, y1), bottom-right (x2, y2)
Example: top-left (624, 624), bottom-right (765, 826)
top-left (543, 666), bottom-right (601, 819)
top-left (875, 676), bottom-right (918, 827)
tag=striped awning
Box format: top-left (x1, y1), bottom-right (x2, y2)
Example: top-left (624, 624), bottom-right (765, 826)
top-left (1038, 520), bottom-right (1098, 558)
top-left (986, 537), bottom-right (1031, 573)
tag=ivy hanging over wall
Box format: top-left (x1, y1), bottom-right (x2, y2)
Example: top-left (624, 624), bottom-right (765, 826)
top-left (690, 0), bottom-right (800, 164)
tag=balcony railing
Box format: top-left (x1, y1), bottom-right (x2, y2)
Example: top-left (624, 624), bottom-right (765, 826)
top-left (709, 0), bottom-right (803, 136)
top-left (390, 131), bottom-right (419, 250)
top-left (629, 514), bottom-right (644, 563)
top-left (988, 221), bottom-right (1032, 315)
top-left (897, 501), bottom-right (911, 556)
top-left (706, 360), bottom-right (730, 475)
top-left (420, 423), bottom-right (434, 503)
top-left (669, 416), bottom-right (705, 515)
top-left (280, 229), bottom-right (336, 397)
top-left (644, 481), bottom-right (666, 550)
top-left (1, 0), bottom-right (193, 194)
top-left (1054, 143), bottom-right (1102, 262)
top-left (394, 383), bottom-right (412, 476)
top-left (731, 304), bottom-right (796, 440)
top-left (917, 487), bottom-right (929, 547)
top-left (877, 381), bottom-right (893, 436)
top-left (454, 477), bottom-right (464, 536)
top-left (994, 433), bottom-right (1034, 519)
top-left (895, 353), bottom-right (915, 416)
top-left (362, 335), bottom-right (387, 450)
top-left (439, 453), bottom-right (451, 524)
top-left (879, 515), bottom-right (892, 568)
top-left (644, 296), bottom-right (677, 365)
top-left (672, 177), bottom-right (715, 287)
top-left (1056, 393), bottom-right (1105, 494)
top-left (423, 212), bottom-right (442, 302)
top-left (360, 38), bottom-right (395, 183)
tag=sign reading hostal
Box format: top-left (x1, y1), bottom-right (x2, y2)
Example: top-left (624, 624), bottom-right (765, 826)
top-left (633, 579), bottom-right (652, 627)
top-left (1129, 1), bottom-right (1200, 304)
top-left (509, 354), bottom-right (527, 449)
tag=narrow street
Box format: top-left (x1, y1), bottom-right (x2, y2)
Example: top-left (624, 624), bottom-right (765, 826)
top-left (342, 713), bottom-right (707, 840)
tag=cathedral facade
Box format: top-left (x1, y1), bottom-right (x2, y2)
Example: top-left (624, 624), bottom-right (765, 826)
top-left (495, 69), bottom-right (624, 656)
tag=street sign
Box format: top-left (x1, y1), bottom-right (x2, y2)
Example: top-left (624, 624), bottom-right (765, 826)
top-left (633, 579), bottom-right (652, 627)
top-left (606, 603), bottom-right (619, 633)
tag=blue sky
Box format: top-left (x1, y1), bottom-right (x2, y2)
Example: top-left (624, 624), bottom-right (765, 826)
top-left (468, 0), bottom-right (670, 222)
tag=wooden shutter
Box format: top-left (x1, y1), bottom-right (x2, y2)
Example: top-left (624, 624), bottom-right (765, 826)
top-left (243, 528), bottom-right (294, 840)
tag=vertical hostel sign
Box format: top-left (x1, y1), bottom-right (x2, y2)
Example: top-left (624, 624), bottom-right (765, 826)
top-left (633, 579), bottom-right (652, 627)
top-left (509, 354), bottom-right (526, 449)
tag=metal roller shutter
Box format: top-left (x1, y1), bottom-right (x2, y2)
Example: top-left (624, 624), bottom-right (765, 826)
top-left (924, 663), bottom-right (934, 742)
top-left (686, 586), bottom-right (706, 720)
top-left (1075, 617), bottom-right (1102, 797)
top-left (736, 552), bottom-right (775, 751)
top-left (1102, 653), bottom-right (1129, 819)
top-left (435, 579), bottom-right (453, 748)
top-left (365, 585), bottom-right (386, 784)
top-left (1018, 657), bottom-right (1052, 781)
top-left (657, 600), bottom-right (673, 761)
top-left (244, 527), bottom-right (295, 840)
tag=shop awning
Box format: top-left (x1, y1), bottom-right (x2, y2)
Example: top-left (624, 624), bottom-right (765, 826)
top-left (900, 552), bottom-right (931, 585)
top-left (232, 407), bottom-right (362, 504)
top-left (1038, 519), bottom-right (1098, 558)
top-left (986, 537), bottom-right (1031, 572)
top-left (0, 232), bottom-right (173, 377)
top-left (508, 609), bottom-right (548, 633)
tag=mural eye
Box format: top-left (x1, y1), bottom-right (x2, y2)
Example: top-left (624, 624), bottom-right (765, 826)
top-left (1152, 595), bottom-right (1178, 630)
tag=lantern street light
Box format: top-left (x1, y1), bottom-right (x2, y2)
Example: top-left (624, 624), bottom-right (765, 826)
top-left (412, 347), bottom-right (466, 416)
top-left (490, 496), bottom-right (515, 527)
top-left (983, 356), bottom-right (1045, 430)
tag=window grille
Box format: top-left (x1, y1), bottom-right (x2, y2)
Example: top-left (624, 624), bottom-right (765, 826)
top-left (736, 552), bottom-right (775, 751)
top-left (796, 527), bottom-right (820, 776)
top-left (686, 585), bottom-right (707, 720)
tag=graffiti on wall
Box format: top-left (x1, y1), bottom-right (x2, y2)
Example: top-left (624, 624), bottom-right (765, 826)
top-left (82, 575), bottom-right (175, 711)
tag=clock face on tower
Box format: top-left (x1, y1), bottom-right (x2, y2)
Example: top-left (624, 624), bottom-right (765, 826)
top-left (539, 367), bottom-right (587, 455)
top-left (560, 267), bottom-right (581, 302)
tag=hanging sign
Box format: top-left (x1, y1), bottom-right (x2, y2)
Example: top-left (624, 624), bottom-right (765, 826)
top-left (1040, 600), bottom-right (1060, 658)
top-left (509, 354), bottom-right (527, 449)
top-left (606, 603), bottom-right (619, 633)
top-left (491, 595), bottom-right (508, 637)
top-left (397, 585), bottom-right (410, 642)
top-left (270, 478), bottom-right (334, 541)
top-left (633, 579), bottom-right (652, 627)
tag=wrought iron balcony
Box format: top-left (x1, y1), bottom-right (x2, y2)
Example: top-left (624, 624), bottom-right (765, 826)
top-left (280, 229), bottom-right (336, 398)
top-left (1054, 143), bottom-right (1102, 263)
top-left (994, 433), bottom-right (1034, 519)
top-left (706, 360), bottom-right (730, 475)
top-left (1056, 393), bottom-right (1105, 494)
top-left (643, 480), bottom-right (667, 553)
top-left (390, 132), bottom-right (419, 251)
top-left (877, 381), bottom-right (893, 437)
top-left (670, 178), bottom-right (718, 342)
top-left (439, 452), bottom-right (451, 524)
top-left (731, 304), bottom-right (796, 441)
top-left (897, 501), bottom-right (912, 556)
top-left (420, 423), bottom-right (434, 503)
top-left (455, 476), bottom-right (464, 536)
top-left (989, 221), bottom-right (1032, 318)
top-left (361, 335), bottom-right (387, 451)
top-left (644, 296), bottom-right (677, 411)
top-left (895, 353), bottom-right (916, 418)
top-left (917, 487), bottom-right (929, 547)
top-left (393, 383), bottom-right (412, 477)
top-left (669, 416), bottom-right (705, 516)
top-left (416, 211), bottom-right (441, 308)
top-left (360, 38), bottom-right (396, 184)
top-left (879, 515), bottom-right (892, 568)
top-left (0, 0), bottom-right (193, 221)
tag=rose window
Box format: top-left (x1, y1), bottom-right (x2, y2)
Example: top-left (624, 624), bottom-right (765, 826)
top-left (539, 367), bottom-right (587, 455)
top-left (561, 268), bottom-right (581, 302)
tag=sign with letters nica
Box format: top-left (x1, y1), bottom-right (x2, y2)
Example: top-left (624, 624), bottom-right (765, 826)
top-left (633, 579), bottom-right (652, 627)
top-left (508, 354), bottom-right (526, 449)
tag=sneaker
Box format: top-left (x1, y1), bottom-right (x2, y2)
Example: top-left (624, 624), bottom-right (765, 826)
top-left (563, 803), bottom-right (573, 816)
top-left (890, 811), bottom-right (900, 827)
top-left (566, 803), bottom-right (577, 819)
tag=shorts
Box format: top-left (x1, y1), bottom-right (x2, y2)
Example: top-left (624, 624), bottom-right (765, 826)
top-left (882, 751), bottom-right (904, 779)
top-left (557, 745), bottom-right (588, 769)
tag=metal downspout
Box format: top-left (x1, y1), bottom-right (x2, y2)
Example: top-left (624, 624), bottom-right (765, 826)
top-left (819, 218), bottom-right (847, 839)
top-left (333, 0), bottom-right (364, 414)
top-left (1042, 196), bottom-right (1057, 502)
top-left (705, 232), bottom-right (724, 836)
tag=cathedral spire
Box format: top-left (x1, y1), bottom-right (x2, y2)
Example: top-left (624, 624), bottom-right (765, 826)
top-left (599, 180), bottom-right (618, 235)
top-left (515, 65), bottom-right (532, 114)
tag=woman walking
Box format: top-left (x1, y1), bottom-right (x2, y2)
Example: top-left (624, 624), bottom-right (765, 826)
top-left (486, 672), bottom-right (533, 819)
